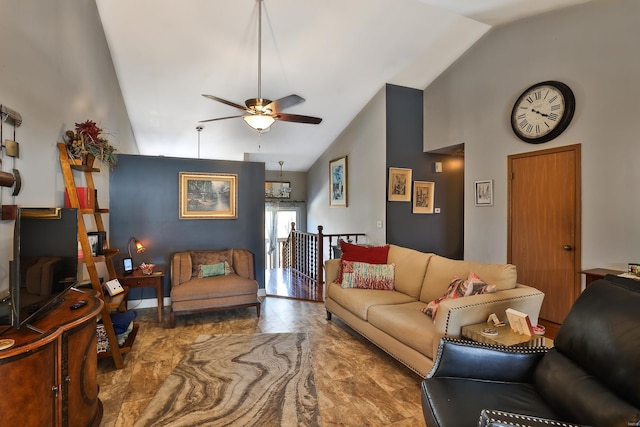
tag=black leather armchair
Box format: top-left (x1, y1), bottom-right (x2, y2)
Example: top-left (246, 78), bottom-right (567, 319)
top-left (421, 275), bottom-right (640, 427)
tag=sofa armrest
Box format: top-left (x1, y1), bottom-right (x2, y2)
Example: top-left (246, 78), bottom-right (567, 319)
top-left (430, 284), bottom-right (544, 358)
top-left (427, 338), bottom-right (547, 382)
top-left (170, 252), bottom-right (192, 287)
top-left (325, 259), bottom-right (341, 285)
top-left (433, 284), bottom-right (544, 337)
top-left (478, 409), bottom-right (588, 427)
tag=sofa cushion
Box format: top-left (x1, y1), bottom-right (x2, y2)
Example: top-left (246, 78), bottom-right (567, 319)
top-left (368, 301), bottom-right (437, 359)
top-left (341, 261), bottom-right (395, 290)
top-left (327, 282), bottom-right (415, 320)
top-left (170, 273), bottom-right (257, 303)
top-left (337, 241), bottom-right (390, 283)
top-left (420, 255), bottom-right (517, 303)
top-left (190, 249), bottom-right (233, 277)
top-left (387, 245), bottom-right (432, 299)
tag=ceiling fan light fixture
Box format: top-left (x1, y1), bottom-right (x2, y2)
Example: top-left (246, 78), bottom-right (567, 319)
top-left (243, 114), bottom-right (275, 132)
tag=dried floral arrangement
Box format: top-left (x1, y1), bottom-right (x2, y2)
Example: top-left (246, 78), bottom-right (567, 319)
top-left (65, 120), bottom-right (118, 169)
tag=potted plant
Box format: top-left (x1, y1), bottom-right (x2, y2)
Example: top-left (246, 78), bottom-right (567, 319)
top-left (65, 120), bottom-right (118, 169)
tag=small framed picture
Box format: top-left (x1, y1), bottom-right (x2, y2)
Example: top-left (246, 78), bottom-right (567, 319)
top-left (412, 181), bottom-right (435, 214)
top-left (329, 156), bottom-right (348, 207)
top-left (87, 231), bottom-right (106, 256)
top-left (388, 167), bottom-right (412, 202)
top-left (474, 180), bottom-right (494, 206)
top-left (123, 257), bottom-right (133, 274)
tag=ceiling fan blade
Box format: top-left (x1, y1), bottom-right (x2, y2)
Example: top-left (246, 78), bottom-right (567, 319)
top-left (265, 95), bottom-right (305, 113)
top-left (202, 95), bottom-right (249, 112)
top-left (198, 115), bottom-right (244, 123)
top-left (276, 113), bottom-right (322, 125)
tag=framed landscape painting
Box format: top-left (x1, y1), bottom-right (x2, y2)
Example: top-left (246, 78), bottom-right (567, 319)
top-left (329, 156), bottom-right (347, 207)
top-left (179, 172), bottom-right (237, 219)
top-left (412, 181), bottom-right (435, 214)
top-left (265, 181), bottom-right (291, 199)
top-left (388, 167), bottom-right (412, 202)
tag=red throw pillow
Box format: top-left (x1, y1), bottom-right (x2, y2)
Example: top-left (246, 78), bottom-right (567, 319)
top-left (336, 241), bottom-right (390, 283)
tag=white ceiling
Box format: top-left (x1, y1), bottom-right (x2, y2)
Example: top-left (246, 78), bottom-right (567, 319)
top-left (96, 0), bottom-right (589, 171)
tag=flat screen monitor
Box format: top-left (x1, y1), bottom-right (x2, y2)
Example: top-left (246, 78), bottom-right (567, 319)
top-left (1, 207), bottom-right (78, 331)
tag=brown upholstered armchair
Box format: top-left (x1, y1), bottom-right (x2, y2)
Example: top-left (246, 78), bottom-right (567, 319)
top-left (169, 249), bottom-right (260, 327)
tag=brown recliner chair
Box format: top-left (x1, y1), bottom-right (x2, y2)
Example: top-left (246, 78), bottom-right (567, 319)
top-left (421, 275), bottom-right (640, 427)
top-left (169, 249), bottom-right (260, 327)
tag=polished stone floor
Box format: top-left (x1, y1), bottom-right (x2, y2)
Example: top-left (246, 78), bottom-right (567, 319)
top-left (97, 297), bottom-right (425, 426)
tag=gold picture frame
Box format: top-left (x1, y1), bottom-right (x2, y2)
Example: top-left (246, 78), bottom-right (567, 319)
top-left (412, 181), bottom-right (435, 214)
top-left (329, 156), bottom-right (347, 207)
top-left (179, 172), bottom-right (237, 219)
top-left (265, 181), bottom-right (291, 199)
top-left (388, 167), bottom-right (412, 202)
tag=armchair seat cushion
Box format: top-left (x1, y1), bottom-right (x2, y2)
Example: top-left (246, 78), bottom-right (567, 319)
top-left (422, 378), bottom-right (559, 427)
top-left (171, 274), bottom-right (258, 303)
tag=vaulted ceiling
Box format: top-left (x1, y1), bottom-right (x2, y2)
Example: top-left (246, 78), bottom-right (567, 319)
top-left (96, 0), bottom-right (589, 171)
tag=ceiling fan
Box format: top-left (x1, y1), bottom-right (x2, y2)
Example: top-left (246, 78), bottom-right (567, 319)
top-left (200, 0), bottom-right (322, 133)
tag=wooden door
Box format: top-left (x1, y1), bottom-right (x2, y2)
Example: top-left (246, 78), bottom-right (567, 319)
top-left (508, 144), bottom-right (581, 324)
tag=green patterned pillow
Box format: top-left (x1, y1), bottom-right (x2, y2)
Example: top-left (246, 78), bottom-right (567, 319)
top-left (341, 261), bottom-right (395, 290)
top-left (198, 262), bottom-right (226, 278)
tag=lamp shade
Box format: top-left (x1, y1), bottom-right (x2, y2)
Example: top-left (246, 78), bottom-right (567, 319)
top-left (243, 114), bottom-right (275, 132)
top-left (127, 237), bottom-right (146, 258)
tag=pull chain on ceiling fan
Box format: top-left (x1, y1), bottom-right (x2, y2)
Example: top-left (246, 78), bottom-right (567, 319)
top-left (200, 0), bottom-right (322, 133)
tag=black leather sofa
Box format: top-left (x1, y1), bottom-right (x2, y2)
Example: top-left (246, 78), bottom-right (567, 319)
top-left (421, 275), bottom-right (640, 427)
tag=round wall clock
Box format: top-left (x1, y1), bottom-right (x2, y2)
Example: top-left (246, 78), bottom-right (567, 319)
top-left (511, 81), bottom-right (575, 144)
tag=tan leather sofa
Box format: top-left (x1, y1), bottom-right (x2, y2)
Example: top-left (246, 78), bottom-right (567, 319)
top-left (324, 244), bottom-right (545, 377)
top-left (169, 249), bottom-right (260, 327)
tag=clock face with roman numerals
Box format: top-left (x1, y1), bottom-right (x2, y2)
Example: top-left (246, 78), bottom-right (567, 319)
top-left (511, 81), bottom-right (575, 144)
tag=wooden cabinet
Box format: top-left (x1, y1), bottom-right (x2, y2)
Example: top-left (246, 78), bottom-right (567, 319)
top-left (0, 289), bottom-right (103, 426)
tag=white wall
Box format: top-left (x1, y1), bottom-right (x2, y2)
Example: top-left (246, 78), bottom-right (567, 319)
top-left (0, 0), bottom-right (137, 291)
top-left (307, 88), bottom-right (386, 246)
top-left (424, 0), bottom-right (640, 270)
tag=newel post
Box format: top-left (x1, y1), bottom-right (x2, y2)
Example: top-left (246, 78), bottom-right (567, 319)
top-left (317, 225), bottom-right (324, 286)
top-left (290, 222), bottom-right (296, 269)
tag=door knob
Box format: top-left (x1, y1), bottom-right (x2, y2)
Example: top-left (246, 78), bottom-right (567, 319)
top-left (563, 245), bottom-right (573, 251)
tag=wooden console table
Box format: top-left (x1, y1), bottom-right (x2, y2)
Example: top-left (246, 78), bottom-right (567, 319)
top-left (579, 268), bottom-right (624, 287)
top-left (0, 289), bottom-right (103, 426)
top-left (118, 265), bottom-right (165, 322)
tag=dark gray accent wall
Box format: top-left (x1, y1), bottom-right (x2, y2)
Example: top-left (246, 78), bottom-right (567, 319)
top-left (109, 155), bottom-right (265, 301)
top-left (386, 84), bottom-right (463, 259)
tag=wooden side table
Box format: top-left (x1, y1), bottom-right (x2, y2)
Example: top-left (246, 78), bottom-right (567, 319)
top-left (461, 322), bottom-right (551, 348)
top-left (118, 265), bottom-right (165, 322)
top-left (579, 268), bottom-right (624, 287)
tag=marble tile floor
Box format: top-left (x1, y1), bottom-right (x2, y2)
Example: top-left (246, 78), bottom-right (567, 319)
top-left (97, 297), bottom-right (425, 426)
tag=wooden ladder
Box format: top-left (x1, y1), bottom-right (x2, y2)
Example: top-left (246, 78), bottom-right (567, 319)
top-left (57, 143), bottom-right (137, 369)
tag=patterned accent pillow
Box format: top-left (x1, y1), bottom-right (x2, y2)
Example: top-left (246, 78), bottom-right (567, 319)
top-left (341, 261), bottom-right (395, 290)
top-left (336, 241), bottom-right (390, 284)
top-left (191, 249), bottom-right (233, 276)
top-left (422, 272), bottom-right (496, 319)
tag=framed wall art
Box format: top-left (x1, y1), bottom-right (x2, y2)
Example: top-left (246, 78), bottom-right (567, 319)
top-left (474, 180), bottom-right (493, 207)
top-left (412, 181), bottom-right (435, 214)
top-left (265, 181), bottom-right (291, 199)
top-left (329, 156), bottom-right (347, 207)
top-left (179, 172), bottom-right (237, 219)
top-left (388, 167), bottom-right (412, 202)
